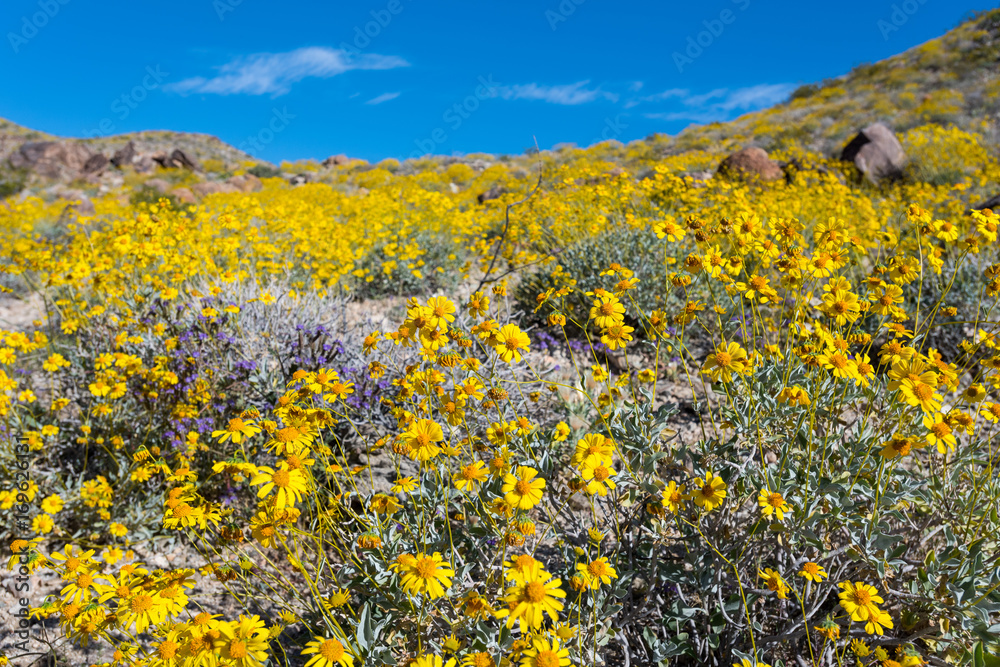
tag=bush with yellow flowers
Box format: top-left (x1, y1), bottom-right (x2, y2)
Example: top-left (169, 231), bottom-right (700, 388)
top-left (2, 120), bottom-right (1000, 667)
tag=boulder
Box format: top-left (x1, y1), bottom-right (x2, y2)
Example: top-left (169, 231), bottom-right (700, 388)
top-left (82, 153), bottom-right (109, 175)
top-left (227, 174), bottom-right (263, 193)
top-left (288, 173), bottom-right (312, 187)
top-left (152, 149), bottom-right (200, 170)
top-left (9, 141), bottom-right (93, 179)
top-left (169, 187), bottom-right (196, 204)
top-left (191, 181), bottom-right (239, 198)
top-left (840, 123), bottom-right (906, 184)
top-left (133, 155), bottom-right (156, 173)
top-left (477, 185), bottom-right (506, 204)
top-left (717, 147), bottom-right (783, 182)
top-left (110, 141), bottom-right (137, 168)
top-left (144, 178), bottom-right (172, 194)
top-left (973, 194), bottom-right (1000, 211)
top-left (321, 154), bottom-right (350, 167)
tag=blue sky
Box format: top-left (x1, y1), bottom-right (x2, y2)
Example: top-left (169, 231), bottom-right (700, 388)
top-left (0, 0), bottom-right (992, 163)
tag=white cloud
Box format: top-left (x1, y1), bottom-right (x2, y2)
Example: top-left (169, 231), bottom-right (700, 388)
top-left (366, 91), bottom-right (401, 105)
top-left (167, 47), bottom-right (409, 97)
top-left (496, 80), bottom-right (619, 105)
top-left (642, 83), bottom-right (797, 123)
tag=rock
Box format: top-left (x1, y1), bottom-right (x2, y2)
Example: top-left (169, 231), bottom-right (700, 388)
top-left (227, 174), bottom-right (263, 192)
top-left (169, 187), bottom-right (196, 204)
top-left (110, 141), bottom-right (136, 168)
top-left (973, 194), bottom-right (1000, 211)
top-left (840, 123), bottom-right (906, 184)
top-left (152, 149), bottom-right (200, 170)
top-left (133, 155), bottom-right (155, 173)
top-left (9, 141), bottom-right (93, 179)
top-left (81, 153), bottom-right (109, 175)
top-left (144, 178), bottom-right (172, 194)
top-left (191, 181), bottom-right (238, 198)
top-left (321, 154), bottom-right (350, 167)
top-left (477, 185), bottom-right (506, 204)
top-left (717, 147), bottom-right (783, 182)
top-left (288, 173), bottom-right (312, 186)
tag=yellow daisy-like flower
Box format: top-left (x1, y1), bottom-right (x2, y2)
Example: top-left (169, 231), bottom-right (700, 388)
top-left (579, 459), bottom-right (616, 497)
top-left (759, 568), bottom-right (789, 599)
top-left (575, 557), bottom-right (618, 590)
top-left (798, 561), bottom-right (828, 582)
top-left (453, 461), bottom-right (488, 492)
top-left (838, 581), bottom-right (893, 635)
top-left (495, 569), bottom-right (566, 632)
top-left (211, 417), bottom-right (261, 444)
top-left (502, 466), bottom-right (546, 510)
top-left (301, 636), bottom-right (355, 667)
top-left (251, 465), bottom-right (309, 510)
top-left (495, 324), bottom-right (531, 363)
top-left (662, 481), bottom-right (687, 513)
top-left (520, 636), bottom-right (572, 666)
top-left (405, 419), bottom-right (445, 462)
top-left (757, 489), bottom-right (791, 521)
top-left (396, 552), bottom-right (454, 599)
top-left (703, 341), bottom-right (749, 383)
top-left (692, 471), bottom-right (727, 512)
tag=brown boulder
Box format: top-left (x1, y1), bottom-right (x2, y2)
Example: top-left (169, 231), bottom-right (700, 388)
top-left (840, 123), bottom-right (906, 184)
top-left (82, 153), bottom-right (109, 175)
top-left (9, 141), bottom-right (93, 179)
top-left (144, 178), bottom-right (172, 194)
top-left (111, 141), bottom-right (137, 168)
top-left (152, 149), bottom-right (200, 170)
top-left (227, 174), bottom-right (263, 192)
top-left (477, 185), bottom-right (506, 204)
top-left (717, 147), bottom-right (783, 182)
top-left (973, 194), bottom-right (1000, 211)
top-left (322, 154), bottom-right (350, 167)
top-left (169, 188), bottom-right (196, 204)
top-left (191, 181), bottom-right (238, 198)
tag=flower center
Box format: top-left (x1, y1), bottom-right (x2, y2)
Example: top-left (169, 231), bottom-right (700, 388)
top-left (131, 594), bottom-right (153, 613)
top-left (536, 651), bottom-right (560, 667)
top-left (593, 466), bottom-right (610, 482)
top-left (524, 581), bottom-right (546, 603)
top-left (715, 352), bottom-right (732, 367)
top-left (319, 639), bottom-right (345, 660)
top-left (158, 640), bottom-right (179, 660)
top-left (515, 480), bottom-right (532, 496)
top-left (228, 640), bottom-right (247, 659)
top-left (855, 589), bottom-right (872, 606)
top-left (272, 469), bottom-right (291, 487)
top-left (414, 557), bottom-right (437, 579)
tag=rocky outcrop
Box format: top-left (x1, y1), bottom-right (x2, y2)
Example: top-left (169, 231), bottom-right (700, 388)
top-left (8, 141), bottom-right (93, 179)
top-left (191, 181), bottom-right (238, 198)
top-left (110, 141), bottom-right (137, 168)
top-left (840, 123), bottom-right (906, 184)
top-left (322, 154), bottom-right (350, 167)
top-left (477, 185), bottom-right (506, 204)
top-left (717, 147), bottom-right (783, 182)
top-left (152, 149), bottom-right (200, 170)
top-left (82, 153), bottom-right (109, 175)
top-left (227, 174), bottom-right (263, 192)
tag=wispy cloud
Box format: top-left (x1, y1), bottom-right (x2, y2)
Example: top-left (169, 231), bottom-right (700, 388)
top-left (641, 83), bottom-right (796, 123)
top-left (167, 47), bottom-right (409, 97)
top-left (496, 80), bottom-right (619, 105)
top-left (366, 91), bottom-right (401, 105)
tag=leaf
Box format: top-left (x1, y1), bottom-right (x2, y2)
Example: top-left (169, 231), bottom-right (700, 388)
top-left (356, 602), bottom-right (374, 651)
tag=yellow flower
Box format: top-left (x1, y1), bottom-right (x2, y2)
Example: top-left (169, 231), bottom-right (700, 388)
top-left (502, 466), bottom-right (546, 510)
top-left (251, 465), bottom-right (309, 510)
top-left (495, 324), bottom-right (531, 363)
top-left (520, 636), bottom-right (572, 667)
top-left (759, 568), bottom-right (789, 599)
top-left (301, 636), bottom-right (355, 667)
top-left (838, 581), bottom-right (893, 635)
top-left (693, 471), bottom-right (727, 512)
top-left (40, 494), bottom-right (63, 514)
top-left (575, 557), bottom-right (618, 589)
top-left (212, 418), bottom-right (262, 444)
top-left (453, 461), bottom-right (488, 492)
top-left (757, 489), bottom-right (791, 521)
top-left (404, 419), bottom-right (445, 462)
top-left (798, 562), bottom-right (828, 582)
top-left (495, 569), bottom-right (566, 631)
top-left (703, 341), bottom-right (748, 383)
top-left (579, 458), bottom-right (616, 497)
top-left (395, 552), bottom-right (454, 599)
